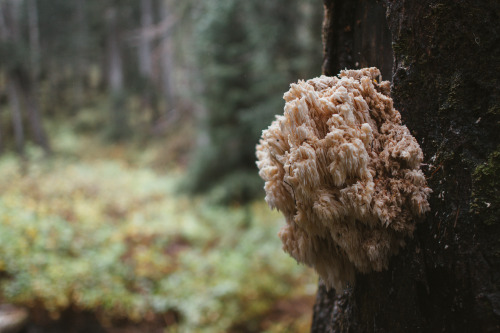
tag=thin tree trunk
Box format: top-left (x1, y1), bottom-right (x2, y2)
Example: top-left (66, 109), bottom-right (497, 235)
top-left (159, 0), bottom-right (175, 114)
top-left (74, 0), bottom-right (89, 108)
top-left (107, 7), bottom-right (124, 94)
top-left (106, 6), bottom-right (128, 140)
top-left (0, 3), bottom-right (8, 154)
top-left (25, 0), bottom-right (50, 154)
top-left (312, 0), bottom-right (500, 332)
top-left (1, 0), bottom-right (25, 155)
top-left (7, 79), bottom-right (25, 155)
top-left (139, 0), bottom-right (154, 78)
top-left (23, 87), bottom-right (51, 153)
top-left (26, 0), bottom-right (40, 76)
top-left (139, 0), bottom-right (160, 124)
top-left (6, 0), bottom-right (21, 39)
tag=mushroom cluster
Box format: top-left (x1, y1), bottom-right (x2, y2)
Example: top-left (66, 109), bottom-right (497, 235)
top-left (256, 68), bottom-right (431, 290)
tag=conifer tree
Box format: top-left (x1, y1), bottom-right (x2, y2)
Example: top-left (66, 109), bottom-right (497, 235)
top-left (187, 0), bottom-right (322, 203)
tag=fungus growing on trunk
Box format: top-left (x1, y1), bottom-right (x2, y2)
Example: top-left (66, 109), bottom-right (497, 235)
top-left (256, 68), bottom-right (431, 290)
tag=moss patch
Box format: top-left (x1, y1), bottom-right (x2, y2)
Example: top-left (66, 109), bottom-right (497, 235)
top-left (471, 147), bottom-right (500, 226)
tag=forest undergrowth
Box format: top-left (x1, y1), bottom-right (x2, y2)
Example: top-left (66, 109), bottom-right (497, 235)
top-left (0, 119), bottom-right (316, 333)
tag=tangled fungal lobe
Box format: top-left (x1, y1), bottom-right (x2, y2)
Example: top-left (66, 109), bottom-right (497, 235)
top-left (256, 68), bottom-right (431, 290)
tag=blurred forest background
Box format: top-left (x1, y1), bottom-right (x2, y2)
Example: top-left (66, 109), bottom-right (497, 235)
top-left (0, 0), bottom-right (323, 332)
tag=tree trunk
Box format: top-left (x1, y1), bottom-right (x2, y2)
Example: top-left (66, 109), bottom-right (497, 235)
top-left (106, 7), bottom-right (124, 95)
top-left (312, 0), bottom-right (500, 332)
top-left (27, 0), bottom-right (40, 76)
top-left (139, 0), bottom-right (154, 79)
top-left (1, 0), bottom-right (50, 155)
top-left (159, 0), bottom-right (175, 114)
top-left (105, 6), bottom-right (128, 140)
top-left (1, 1), bottom-right (24, 155)
top-left (138, 0), bottom-right (160, 124)
top-left (6, 78), bottom-right (25, 155)
top-left (322, 0), bottom-right (392, 80)
top-left (26, 0), bottom-right (51, 154)
top-left (74, 0), bottom-right (89, 108)
top-left (23, 85), bottom-right (51, 153)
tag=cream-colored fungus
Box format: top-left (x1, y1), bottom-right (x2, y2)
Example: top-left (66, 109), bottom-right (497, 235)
top-left (256, 68), bottom-right (431, 290)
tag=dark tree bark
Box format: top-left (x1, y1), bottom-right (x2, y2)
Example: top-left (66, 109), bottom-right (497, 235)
top-left (322, 0), bottom-right (393, 80)
top-left (312, 0), bottom-right (500, 332)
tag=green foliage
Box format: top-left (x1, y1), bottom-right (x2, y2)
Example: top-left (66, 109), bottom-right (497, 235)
top-left (185, 0), bottom-right (322, 203)
top-left (0, 148), bottom-right (315, 331)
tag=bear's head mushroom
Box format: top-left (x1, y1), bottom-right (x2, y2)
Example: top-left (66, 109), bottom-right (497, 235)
top-left (256, 67), bottom-right (431, 290)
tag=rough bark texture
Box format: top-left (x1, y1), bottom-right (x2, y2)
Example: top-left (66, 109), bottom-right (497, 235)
top-left (312, 0), bottom-right (500, 332)
top-left (322, 0), bottom-right (393, 80)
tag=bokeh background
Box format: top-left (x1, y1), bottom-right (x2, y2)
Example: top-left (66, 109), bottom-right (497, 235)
top-left (0, 0), bottom-right (323, 332)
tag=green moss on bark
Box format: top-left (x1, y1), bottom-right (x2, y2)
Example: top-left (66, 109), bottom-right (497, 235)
top-left (471, 147), bottom-right (500, 226)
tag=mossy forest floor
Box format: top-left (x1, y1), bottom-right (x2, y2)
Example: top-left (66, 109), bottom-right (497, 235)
top-left (0, 121), bottom-right (316, 332)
